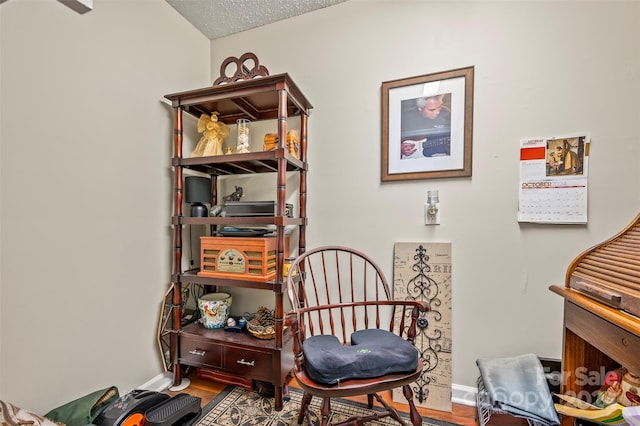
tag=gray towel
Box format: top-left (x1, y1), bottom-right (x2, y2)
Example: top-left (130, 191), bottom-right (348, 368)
top-left (477, 353), bottom-right (560, 426)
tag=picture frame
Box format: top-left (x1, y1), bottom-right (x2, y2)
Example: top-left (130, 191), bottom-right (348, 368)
top-left (381, 66), bottom-right (474, 181)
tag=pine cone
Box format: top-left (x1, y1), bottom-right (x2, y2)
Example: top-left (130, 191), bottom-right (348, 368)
top-left (256, 306), bottom-right (275, 327)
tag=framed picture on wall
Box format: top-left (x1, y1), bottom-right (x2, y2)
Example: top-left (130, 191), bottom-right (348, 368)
top-left (381, 66), bottom-right (474, 181)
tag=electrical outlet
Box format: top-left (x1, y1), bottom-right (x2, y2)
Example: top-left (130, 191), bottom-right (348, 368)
top-left (424, 202), bottom-right (440, 225)
top-left (424, 190), bottom-right (440, 225)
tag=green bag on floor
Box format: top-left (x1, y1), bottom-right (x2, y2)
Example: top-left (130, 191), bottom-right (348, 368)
top-left (44, 386), bottom-right (119, 426)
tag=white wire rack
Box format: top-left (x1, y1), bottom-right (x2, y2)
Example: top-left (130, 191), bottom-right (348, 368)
top-left (476, 375), bottom-right (549, 426)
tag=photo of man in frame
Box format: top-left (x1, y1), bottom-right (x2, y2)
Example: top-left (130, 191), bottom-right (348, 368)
top-left (400, 93), bottom-right (452, 159)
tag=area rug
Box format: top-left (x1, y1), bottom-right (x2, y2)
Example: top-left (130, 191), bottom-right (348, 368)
top-left (195, 385), bottom-right (459, 426)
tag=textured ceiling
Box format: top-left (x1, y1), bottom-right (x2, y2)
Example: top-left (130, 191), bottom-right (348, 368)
top-left (166, 0), bottom-right (346, 40)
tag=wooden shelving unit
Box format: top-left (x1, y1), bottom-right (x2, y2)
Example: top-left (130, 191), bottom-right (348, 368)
top-left (164, 60), bottom-right (312, 410)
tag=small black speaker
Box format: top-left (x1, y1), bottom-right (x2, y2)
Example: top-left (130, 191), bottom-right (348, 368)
top-left (185, 176), bottom-right (211, 217)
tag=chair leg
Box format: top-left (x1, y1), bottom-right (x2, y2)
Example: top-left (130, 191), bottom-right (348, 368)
top-left (320, 397), bottom-right (331, 426)
top-left (402, 384), bottom-right (422, 426)
top-left (298, 392), bottom-right (313, 425)
top-left (367, 393), bottom-right (374, 408)
top-left (372, 393), bottom-right (408, 426)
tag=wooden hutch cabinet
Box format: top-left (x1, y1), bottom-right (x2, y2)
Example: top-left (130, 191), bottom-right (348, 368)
top-left (164, 57), bottom-right (312, 411)
top-left (549, 212), bottom-right (640, 425)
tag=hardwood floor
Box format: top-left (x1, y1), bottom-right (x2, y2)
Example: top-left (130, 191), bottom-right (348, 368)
top-left (166, 371), bottom-right (525, 425)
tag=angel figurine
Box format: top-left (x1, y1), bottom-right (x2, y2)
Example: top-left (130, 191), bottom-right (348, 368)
top-left (191, 113), bottom-right (230, 157)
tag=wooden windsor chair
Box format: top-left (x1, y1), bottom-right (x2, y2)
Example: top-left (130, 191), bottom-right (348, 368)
top-left (285, 246), bottom-right (429, 426)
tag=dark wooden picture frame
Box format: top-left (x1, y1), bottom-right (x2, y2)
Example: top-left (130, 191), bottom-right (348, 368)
top-left (381, 66), bottom-right (474, 181)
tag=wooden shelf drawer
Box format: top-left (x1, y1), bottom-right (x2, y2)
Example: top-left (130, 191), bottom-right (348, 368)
top-left (179, 336), bottom-right (223, 368)
top-left (179, 332), bottom-right (274, 382)
top-left (222, 346), bottom-right (273, 382)
top-left (565, 302), bottom-right (640, 374)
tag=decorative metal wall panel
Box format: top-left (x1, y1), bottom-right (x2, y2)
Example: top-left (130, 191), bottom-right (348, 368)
top-left (392, 242), bottom-right (452, 412)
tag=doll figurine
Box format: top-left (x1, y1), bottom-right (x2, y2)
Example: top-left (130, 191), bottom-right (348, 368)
top-left (191, 113), bottom-right (230, 157)
top-left (596, 381), bottom-right (622, 407)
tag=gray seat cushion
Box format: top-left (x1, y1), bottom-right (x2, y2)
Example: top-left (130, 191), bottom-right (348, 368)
top-left (302, 328), bottom-right (418, 385)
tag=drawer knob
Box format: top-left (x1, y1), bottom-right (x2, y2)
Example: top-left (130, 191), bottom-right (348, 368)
top-left (189, 349), bottom-right (206, 356)
top-left (622, 338), bottom-right (630, 347)
top-left (237, 358), bottom-right (255, 367)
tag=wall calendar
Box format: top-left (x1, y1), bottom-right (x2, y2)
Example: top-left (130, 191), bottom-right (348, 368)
top-left (518, 134), bottom-right (590, 224)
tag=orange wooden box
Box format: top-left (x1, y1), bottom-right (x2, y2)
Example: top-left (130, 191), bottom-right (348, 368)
top-left (198, 236), bottom-right (290, 282)
top-left (263, 129), bottom-right (300, 159)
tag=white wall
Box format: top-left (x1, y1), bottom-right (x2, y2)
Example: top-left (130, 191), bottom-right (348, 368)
top-left (0, 0), bottom-right (210, 413)
top-left (209, 0), bottom-right (640, 391)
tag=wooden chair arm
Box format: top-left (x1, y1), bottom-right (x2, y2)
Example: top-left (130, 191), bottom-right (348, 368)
top-left (285, 311), bottom-right (305, 373)
top-left (293, 300), bottom-right (429, 316)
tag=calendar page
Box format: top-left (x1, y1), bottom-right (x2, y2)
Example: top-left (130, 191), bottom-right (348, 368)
top-left (518, 135), bottom-right (590, 224)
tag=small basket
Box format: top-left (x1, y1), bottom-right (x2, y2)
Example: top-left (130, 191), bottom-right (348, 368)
top-left (246, 321), bottom-right (276, 339)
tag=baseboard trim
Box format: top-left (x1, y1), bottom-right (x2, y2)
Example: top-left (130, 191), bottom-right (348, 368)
top-left (139, 372), bottom-right (173, 392)
top-left (452, 383), bottom-right (478, 407)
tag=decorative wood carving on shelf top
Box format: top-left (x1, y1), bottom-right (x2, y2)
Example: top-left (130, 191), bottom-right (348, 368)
top-left (213, 52), bottom-right (270, 85)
